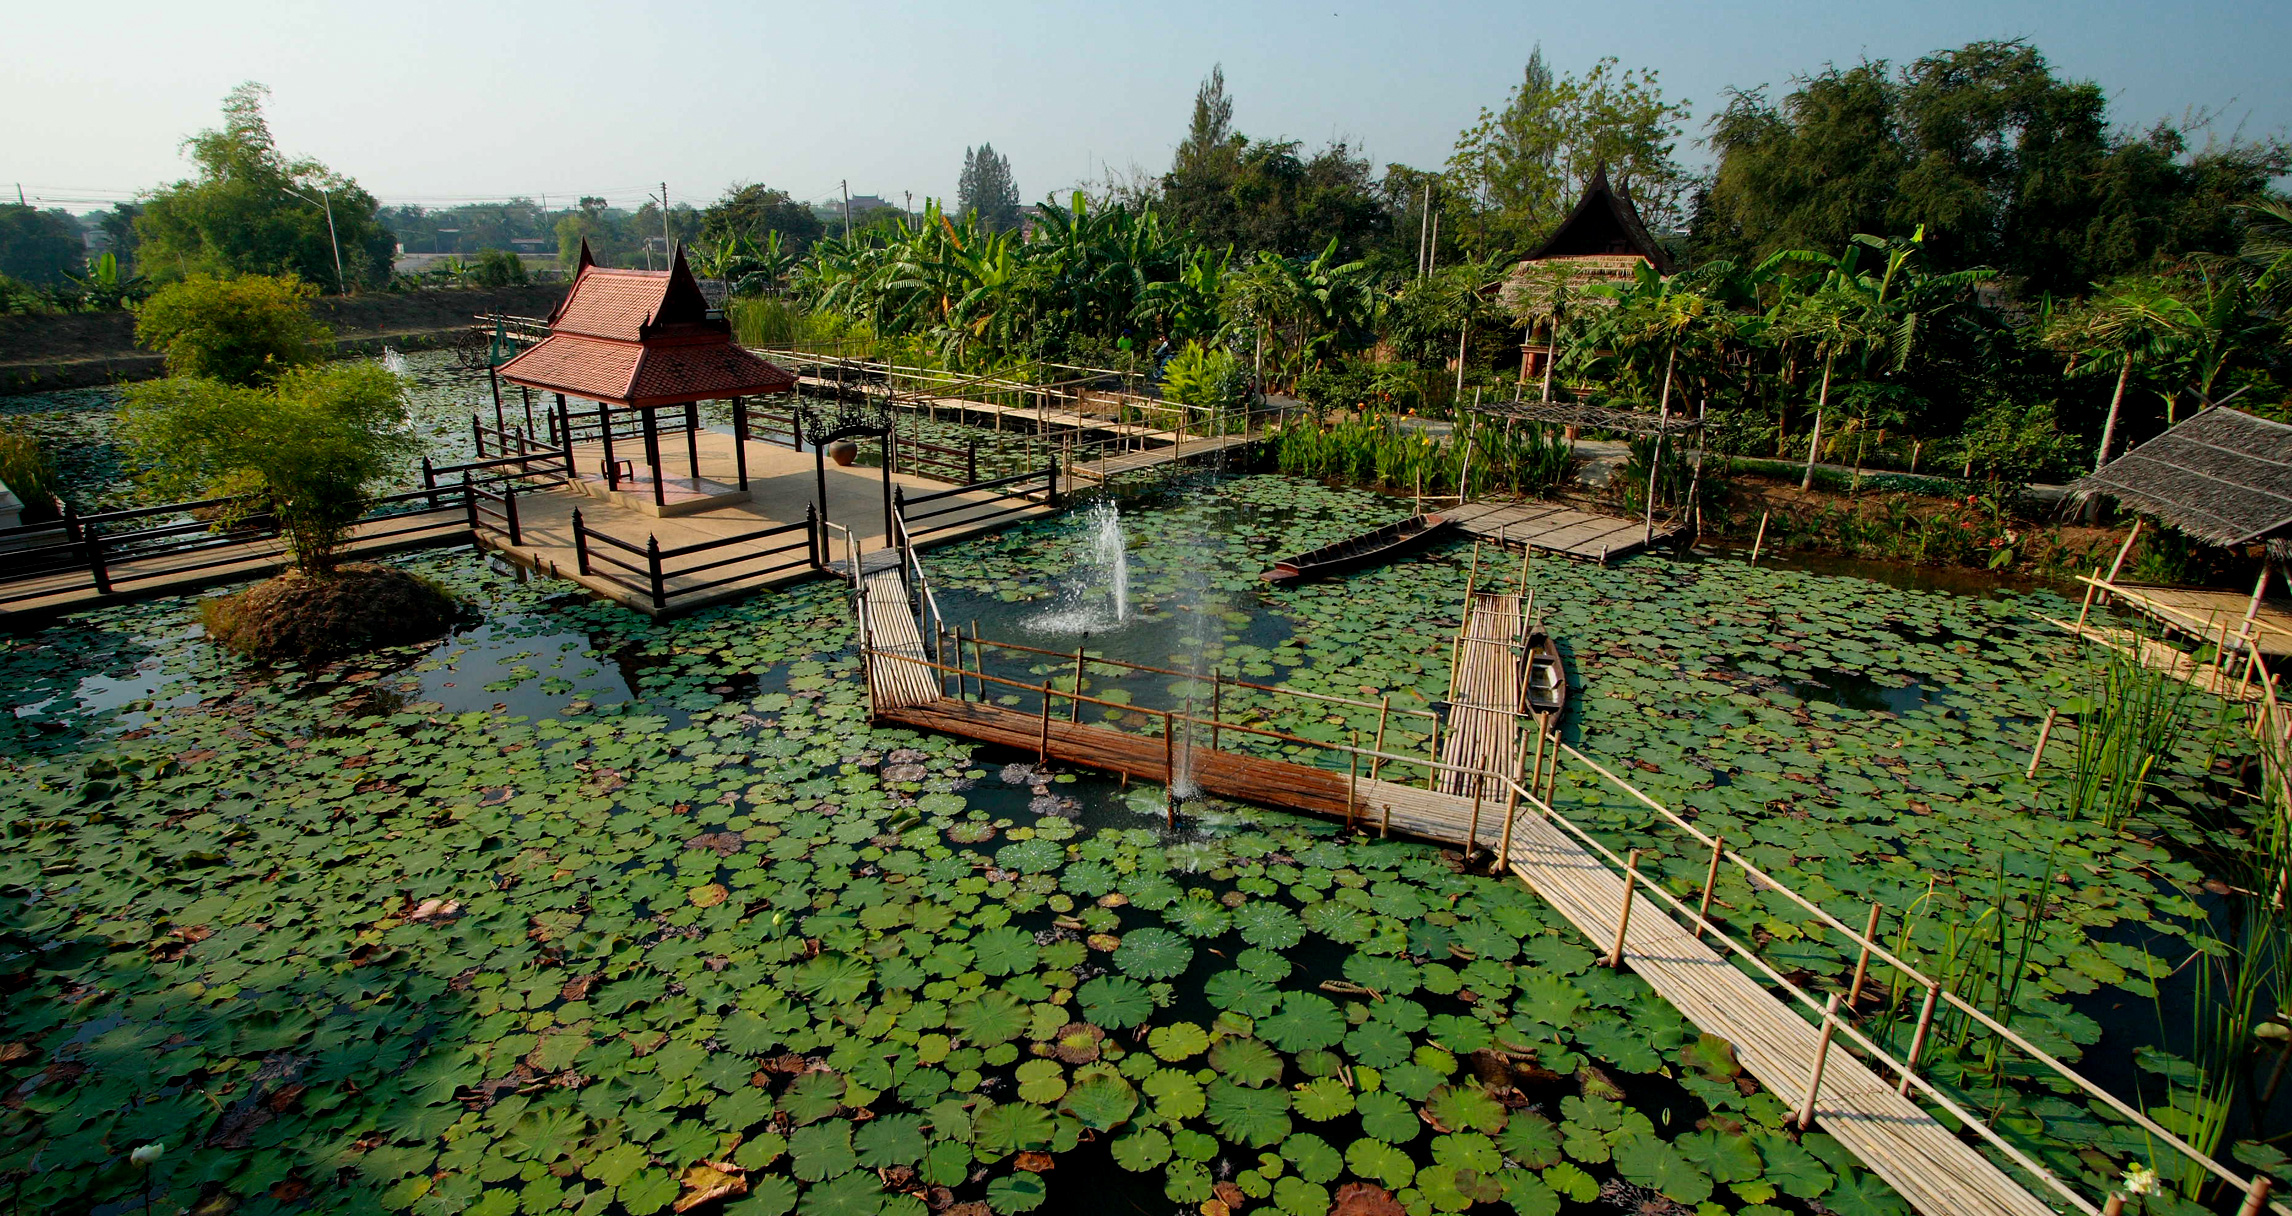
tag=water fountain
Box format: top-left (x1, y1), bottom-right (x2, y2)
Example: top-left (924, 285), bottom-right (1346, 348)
top-left (381, 347), bottom-right (411, 378)
top-left (1031, 501), bottom-right (1133, 633)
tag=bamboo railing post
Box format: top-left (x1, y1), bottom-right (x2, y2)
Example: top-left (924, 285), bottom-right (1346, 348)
top-left (1797, 993), bottom-right (1842, 1130)
top-left (1426, 720), bottom-right (1442, 791)
top-left (1069, 644), bottom-right (1086, 722)
top-left (1348, 730), bottom-right (1360, 832)
top-left (1498, 765), bottom-right (1521, 862)
top-left (1037, 684), bottom-right (1054, 766)
top-left (1370, 696), bottom-right (1390, 780)
top-left (1897, 983), bottom-right (1940, 1095)
top-left (1750, 510), bottom-right (1770, 564)
top-left (1848, 903), bottom-right (1881, 1006)
top-left (1163, 711), bottom-right (1177, 827)
top-left (2235, 1176), bottom-right (2273, 1216)
top-left (2102, 1193), bottom-right (2126, 1216)
top-left (1606, 849), bottom-right (1642, 969)
top-left (1210, 670), bottom-right (1223, 752)
top-left (1693, 833), bottom-right (1725, 940)
top-left (1466, 784), bottom-right (1484, 854)
top-left (2026, 709), bottom-right (2059, 778)
top-left (1528, 724), bottom-right (1548, 809)
top-left (2075, 568), bottom-right (2103, 630)
top-left (970, 621), bottom-right (983, 701)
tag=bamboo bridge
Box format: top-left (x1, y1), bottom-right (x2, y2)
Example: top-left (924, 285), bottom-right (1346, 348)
top-left (835, 536), bottom-right (2285, 1216)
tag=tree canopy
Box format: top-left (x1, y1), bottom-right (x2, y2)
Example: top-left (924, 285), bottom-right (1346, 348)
top-left (132, 273), bottom-right (332, 388)
top-left (957, 144), bottom-right (1023, 233)
top-left (135, 83), bottom-right (395, 290)
top-left (0, 206), bottom-right (87, 286)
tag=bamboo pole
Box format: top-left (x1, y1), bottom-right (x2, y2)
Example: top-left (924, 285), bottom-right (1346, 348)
top-left (1797, 994), bottom-right (1842, 1130)
top-left (1163, 711), bottom-right (1176, 828)
top-left (1210, 671), bottom-right (1223, 752)
top-left (1848, 903), bottom-right (1881, 1006)
top-left (1348, 730), bottom-right (1360, 832)
top-left (2075, 568), bottom-right (2103, 630)
top-left (1370, 696), bottom-right (1390, 780)
top-left (1426, 720), bottom-right (1441, 791)
top-left (1694, 833), bottom-right (1725, 941)
top-left (1037, 684), bottom-right (1053, 766)
top-left (1897, 984), bottom-right (1940, 1095)
top-left (2100, 519), bottom-right (2143, 601)
top-left (1070, 645), bottom-right (1086, 722)
top-left (2235, 1177), bottom-right (2273, 1216)
top-left (1750, 510), bottom-right (1770, 564)
top-left (1466, 784), bottom-right (1484, 854)
top-left (1606, 849), bottom-right (1642, 969)
top-left (2026, 709), bottom-right (2059, 778)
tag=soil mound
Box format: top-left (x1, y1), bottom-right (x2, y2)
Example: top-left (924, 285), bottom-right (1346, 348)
top-left (201, 562), bottom-right (463, 660)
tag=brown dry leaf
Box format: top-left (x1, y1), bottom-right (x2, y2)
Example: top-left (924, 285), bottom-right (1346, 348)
top-left (0, 1043), bottom-right (31, 1065)
top-left (1329, 1182), bottom-right (1403, 1216)
top-left (268, 1179), bottom-right (311, 1201)
top-left (1096, 893), bottom-right (1129, 908)
top-left (1199, 1203), bottom-right (1230, 1216)
top-left (1013, 1152), bottom-right (1054, 1173)
top-left (944, 1204), bottom-right (990, 1216)
top-left (560, 973), bottom-right (600, 1003)
top-left (1213, 1181), bottom-right (1246, 1210)
top-left (671, 1162), bottom-right (746, 1213)
top-left (689, 884), bottom-right (729, 908)
top-left (685, 831), bottom-right (745, 857)
top-left (1085, 933), bottom-right (1120, 952)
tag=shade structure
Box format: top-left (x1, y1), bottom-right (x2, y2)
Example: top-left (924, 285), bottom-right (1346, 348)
top-left (2074, 406), bottom-right (2292, 558)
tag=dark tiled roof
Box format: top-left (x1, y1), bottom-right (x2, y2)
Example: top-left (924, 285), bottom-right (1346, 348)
top-left (2076, 407), bottom-right (2292, 547)
top-left (1523, 166), bottom-right (1675, 275)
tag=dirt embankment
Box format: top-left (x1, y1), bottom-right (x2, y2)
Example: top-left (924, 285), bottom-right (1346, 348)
top-left (0, 284), bottom-right (566, 394)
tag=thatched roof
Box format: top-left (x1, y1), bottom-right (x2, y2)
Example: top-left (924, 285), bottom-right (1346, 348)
top-left (1523, 167), bottom-right (1675, 274)
top-left (2074, 406), bottom-right (2292, 550)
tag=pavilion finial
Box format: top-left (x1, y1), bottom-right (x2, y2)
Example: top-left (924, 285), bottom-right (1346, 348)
top-left (576, 238), bottom-right (596, 272)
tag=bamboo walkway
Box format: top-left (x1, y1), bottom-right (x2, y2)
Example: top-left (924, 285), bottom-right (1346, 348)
top-left (1440, 590), bottom-right (1530, 800)
top-left (1066, 431), bottom-right (1263, 482)
top-left (2045, 616), bottom-right (2266, 702)
top-left (1446, 499), bottom-right (1681, 562)
top-left (851, 584), bottom-right (2066, 1216)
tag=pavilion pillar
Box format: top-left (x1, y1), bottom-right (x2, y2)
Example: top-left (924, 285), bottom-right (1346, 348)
top-left (731, 397), bottom-right (750, 490)
top-left (599, 401), bottom-right (618, 490)
top-left (488, 366), bottom-right (506, 435)
top-left (881, 436), bottom-right (895, 546)
top-left (642, 408), bottom-right (665, 507)
top-left (815, 442), bottom-right (830, 544)
top-left (520, 385), bottom-right (535, 437)
top-left (685, 401), bottom-right (702, 481)
top-left (556, 394), bottom-right (573, 478)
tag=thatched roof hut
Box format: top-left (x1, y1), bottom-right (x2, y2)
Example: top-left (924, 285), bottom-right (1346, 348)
top-left (2074, 406), bottom-right (2292, 558)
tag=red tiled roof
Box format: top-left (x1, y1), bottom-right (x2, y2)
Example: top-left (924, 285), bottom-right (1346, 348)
top-left (501, 334), bottom-right (795, 406)
top-left (499, 243), bottom-right (796, 405)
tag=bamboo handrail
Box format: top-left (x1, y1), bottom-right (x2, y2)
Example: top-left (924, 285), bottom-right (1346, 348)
top-left (966, 635), bottom-right (1442, 720)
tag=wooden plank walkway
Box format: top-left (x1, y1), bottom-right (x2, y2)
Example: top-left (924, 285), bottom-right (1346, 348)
top-left (1440, 591), bottom-right (1528, 800)
top-left (1445, 499), bottom-right (1680, 562)
top-left (1067, 431), bottom-right (1262, 482)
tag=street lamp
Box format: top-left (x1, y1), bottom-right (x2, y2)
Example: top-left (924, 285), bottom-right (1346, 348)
top-left (283, 184), bottom-right (347, 296)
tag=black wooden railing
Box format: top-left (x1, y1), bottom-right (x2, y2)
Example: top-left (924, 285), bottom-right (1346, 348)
top-left (895, 463), bottom-right (1058, 546)
top-left (571, 505), bottom-right (819, 609)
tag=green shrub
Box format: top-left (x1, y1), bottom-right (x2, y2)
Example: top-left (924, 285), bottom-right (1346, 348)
top-left (133, 274), bottom-right (331, 388)
top-left (471, 248), bottom-right (527, 287)
top-left (1162, 341), bottom-right (1247, 410)
top-left (121, 362), bottom-right (413, 572)
top-left (0, 429), bottom-right (61, 521)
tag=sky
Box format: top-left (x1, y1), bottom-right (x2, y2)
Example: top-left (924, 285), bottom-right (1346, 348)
top-left (6, 0), bottom-right (2288, 216)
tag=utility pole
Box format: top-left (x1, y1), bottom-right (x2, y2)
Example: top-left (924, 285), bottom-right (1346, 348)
top-left (1416, 181), bottom-right (1431, 278)
top-left (284, 184), bottom-right (347, 296)
top-left (841, 180), bottom-right (852, 239)
top-left (659, 182), bottom-right (671, 260)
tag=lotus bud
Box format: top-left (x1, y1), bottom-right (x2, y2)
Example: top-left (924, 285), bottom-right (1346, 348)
top-left (131, 1143), bottom-right (165, 1165)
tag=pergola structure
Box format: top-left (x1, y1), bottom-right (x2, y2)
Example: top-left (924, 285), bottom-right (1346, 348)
top-left (498, 242), bottom-right (796, 516)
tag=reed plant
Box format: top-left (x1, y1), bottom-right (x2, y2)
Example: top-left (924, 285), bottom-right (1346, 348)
top-left (2065, 649), bottom-right (2196, 832)
top-left (1269, 410), bottom-right (1579, 499)
top-left (0, 428), bottom-right (61, 522)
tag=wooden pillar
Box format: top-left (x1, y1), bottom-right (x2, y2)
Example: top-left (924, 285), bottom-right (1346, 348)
top-left (731, 397), bottom-right (750, 490)
top-left (488, 365), bottom-right (506, 434)
top-left (599, 401), bottom-right (617, 489)
top-left (880, 436), bottom-right (895, 546)
top-left (556, 394), bottom-right (573, 478)
top-left (815, 442), bottom-right (830, 544)
top-left (685, 401), bottom-right (702, 481)
top-left (642, 408), bottom-right (665, 508)
top-left (520, 384), bottom-right (535, 436)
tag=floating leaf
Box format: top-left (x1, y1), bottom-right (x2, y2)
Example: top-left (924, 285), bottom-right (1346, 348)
top-left (1258, 993), bottom-right (1345, 1053)
top-left (1061, 1072), bottom-right (1138, 1130)
top-left (1233, 903), bottom-right (1306, 949)
top-left (1345, 1138), bottom-right (1416, 1189)
top-left (1293, 1077), bottom-right (1355, 1121)
top-left (1613, 1133), bottom-right (1713, 1205)
top-left (1147, 1021), bottom-right (1210, 1062)
top-left (778, 1071), bottom-right (845, 1125)
top-left (1207, 1036), bottom-right (1283, 1088)
top-left (1425, 1084), bottom-right (1506, 1135)
top-left (1203, 968), bottom-right (1281, 1018)
top-left (972, 926), bottom-right (1039, 977)
top-left (1013, 1058), bottom-right (1067, 1105)
top-left (1205, 1079), bottom-right (1291, 1147)
top-left (1075, 976), bottom-right (1153, 1030)
top-left (1355, 1090), bottom-right (1418, 1143)
top-left (1112, 928), bottom-right (1192, 979)
top-left (1109, 1128), bottom-right (1170, 1171)
top-left (853, 1114), bottom-right (926, 1167)
top-left (1342, 1021), bottom-right (1412, 1069)
top-left (788, 1122), bottom-right (856, 1182)
top-left (946, 991), bottom-right (1029, 1045)
top-left (973, 1102), bottom-right (1056, 1159)
top-left (1143, 1069), bottom-right (1205, 1121)
top-left (787, 954), bottom-right (871, 1005)
top-left (1283, 1132), bottom-right (1343, 1184)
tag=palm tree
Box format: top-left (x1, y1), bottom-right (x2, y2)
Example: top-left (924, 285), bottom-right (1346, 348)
top-left (2043, 275), bottom-right (2191, 475)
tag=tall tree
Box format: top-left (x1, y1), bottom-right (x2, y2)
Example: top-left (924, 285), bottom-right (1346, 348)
top-left (0, 206), bottom-right (85, 286)
top-left (1447, 54), bottom-right (1692, 259)
top-left (700, 184), bottom-right (823, 255)
top-left (957, 145), bottom-right (1023, 233)
top-left (135, 83), bottom-right (395, 289)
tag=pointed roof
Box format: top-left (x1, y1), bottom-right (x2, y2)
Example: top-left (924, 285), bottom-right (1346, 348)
top-left (1523, 167), bottom-right (1674, 274)
top-left (500, 246), bottom-right (796, 407)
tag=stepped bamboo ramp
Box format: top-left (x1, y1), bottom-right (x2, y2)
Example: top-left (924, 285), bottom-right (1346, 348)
top-left (1447, 499), bottom-right (1681, 562)
top-left (845, 573), bottom-right (2084, 1216)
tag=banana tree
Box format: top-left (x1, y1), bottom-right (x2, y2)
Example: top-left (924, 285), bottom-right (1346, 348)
top-left (2043, 274), bottom-right (2192, 475)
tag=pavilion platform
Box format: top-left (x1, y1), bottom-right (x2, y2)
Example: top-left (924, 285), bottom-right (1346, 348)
top-left (479, 428), bottom-right (1053, 616)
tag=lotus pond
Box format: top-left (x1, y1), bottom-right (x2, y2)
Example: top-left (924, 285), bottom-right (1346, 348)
top-left (2, 467), bottom-right (2274, 1216)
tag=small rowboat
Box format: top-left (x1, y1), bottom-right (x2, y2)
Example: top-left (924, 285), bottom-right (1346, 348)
top-left (1261, 514), bottom-right (1453, 584)
top-left (1526, 631), bottom-right (1566, 730)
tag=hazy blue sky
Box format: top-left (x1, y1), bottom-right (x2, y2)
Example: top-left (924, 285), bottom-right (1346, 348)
top-left (7, 0), bottom-right (2287, 215)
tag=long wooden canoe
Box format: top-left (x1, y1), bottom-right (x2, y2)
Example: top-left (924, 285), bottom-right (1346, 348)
top-left (1262, 514), bottom-right (1453, 584)
top-left (1526, 631), bottom-right (1566, 731)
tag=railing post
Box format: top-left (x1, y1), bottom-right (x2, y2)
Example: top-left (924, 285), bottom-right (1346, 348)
top-left (1040, 685), bottom-right (1056, 766)
top-left (1606, 849), bottom-right (1641, 969)
top-left (1046, 460), bottom-right (1060, 509)
top-left (2235, 1176), bottom-right (2273, 1216)
top-left (1694, 834), bottom-right (1725, 940)
top-left (572, 509), bottom-right (591, 574)
top-left (791, 410), bottom-right (803, 452)
top-left (1069, 644), bottom-right (1086, 723)
top-left (421, 457), bottom-right (437, 509)
top-left (646, 535), bottom-right (666, 609)
top-left (504, 486), bottom-right (522, 546)
top-left (967, 438), bottom-right (978, 484)
top-left (58, 498), bottom-right (79, 543)
top-left (472, 415), bottom-right (485, 459)
top-left (1797, 994), bottom-right (1842, 1130)
top-left (1848, 902), bottom-right (1881, 1006)
top-left (806, 503), bottom-right (821, 570)
top-left (86, 524), bottom-right (110, 594)
top-left (2026, 709), bottom-right (2058, 778)
top-left (1897, 982), bottom-right (1940, 1095)
top-left (461, 473), bottom-right (478, 530)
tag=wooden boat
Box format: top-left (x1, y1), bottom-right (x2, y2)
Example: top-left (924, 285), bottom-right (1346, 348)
top-left (1525, 631), bottom-right (1567, 730)
top-left (1261, 514), bottom-right (1453, 584)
